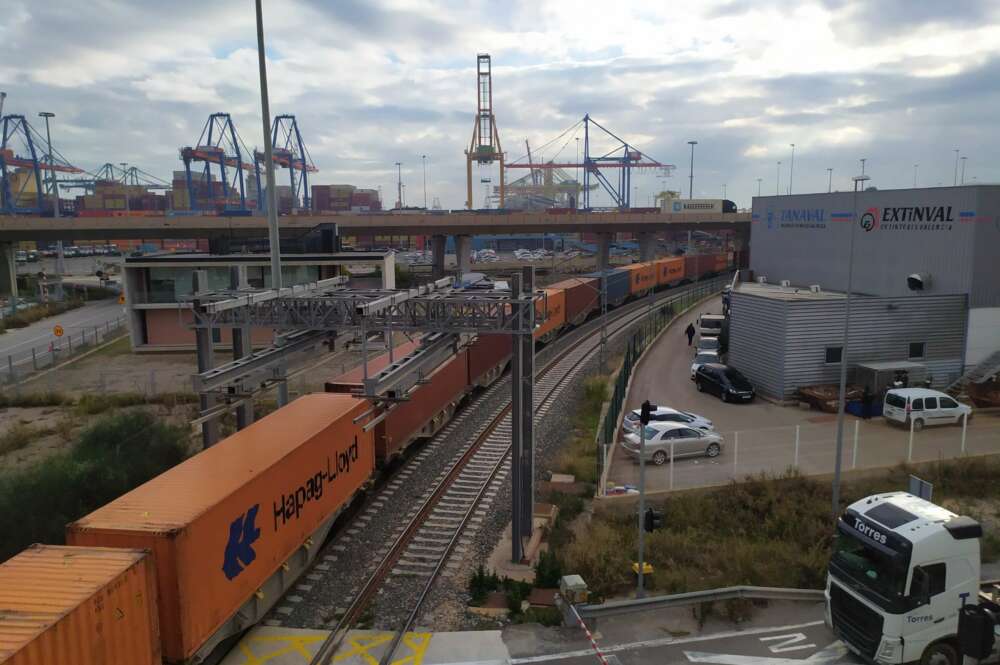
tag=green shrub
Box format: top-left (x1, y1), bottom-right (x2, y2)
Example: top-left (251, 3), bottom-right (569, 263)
top-left (534, 549), bottom-right (563, 588)
top-left (0, 423), bottom-right (55, 456)
top-left (75, 392), bottom-right (148, 415)
top-left (0, 300), bottom-right (84, 331)
top-left (0, 410), bottom-right (189, 562)
top-left (514, 606), bottom-right (563, 626)
top-left (0, 392), bottom-right (70, 408)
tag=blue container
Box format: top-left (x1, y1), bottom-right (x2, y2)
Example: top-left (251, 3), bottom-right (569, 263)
top-left (584, 269), bottom-right (630, 307)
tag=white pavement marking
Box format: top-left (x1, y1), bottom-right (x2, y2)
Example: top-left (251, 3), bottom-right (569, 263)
top-left (684, 642), bottom-right (847, 665)
top-left (760, 633), bottom-right (817, 653)
top-left (509, 621), bottom-right (827, 664)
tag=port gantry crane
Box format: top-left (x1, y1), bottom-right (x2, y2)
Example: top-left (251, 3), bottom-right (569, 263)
top-left (465, 54), bottom-right (505, 209)
top-left (253, 114), bottom-right (318, 212)
top-left (180, 113), bottom-right (258, 214)
top-left (0, 114), bottom-right (84, 215)
top-left (506, 114), bottom-right (675, 209)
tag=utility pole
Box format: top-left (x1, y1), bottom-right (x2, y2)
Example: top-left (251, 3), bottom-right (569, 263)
top-left (395, 162), bottom-right (403, 209)
top-left (913, 164), bottom-right (918, 188)
top-left (575, 137), bottom-right (580, 208)
top-left (860, 158), bottom-right (867, 179)
top-left (756, 178), bottom-right (762, 197)
top-left (832, 173), bottom-right (870, 516)
top-left (722, 183), bottom-right (726, 200)
top-left (255, 0), bottom-right (287, 407)
top-left (0, 92), bottom-right (6, 118)
top-left (827, 168), bottom-right (833, 193)
top-left (953, 149), bottom-right (960, 186)
top-left (38, 112), bottom-right (66, 282)
top-left (776, 161), bottom-right (781, 196)
top-left (788, 143), bottom-right (795, 195)
top-left (421, 155), bottom-right (427, 208)
top-left (961, 156), bottom-right (967, 185)
top-left (637, 400), bottom-right (650, 597)
top-left (687, 141), bottom-right (697, 199)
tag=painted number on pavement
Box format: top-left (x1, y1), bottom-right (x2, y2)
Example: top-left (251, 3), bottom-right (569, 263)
top-left (759, 634), bottom-right (817, 654)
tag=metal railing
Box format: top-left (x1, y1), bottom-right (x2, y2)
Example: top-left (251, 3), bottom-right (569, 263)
top-left (574, 585), bottom-right (825, 620)
top-left (2, 314), bottom-right (129, 386)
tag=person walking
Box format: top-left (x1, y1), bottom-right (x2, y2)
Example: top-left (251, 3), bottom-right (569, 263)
top-left (861, 385), bottom-right (874, 420)
top-left (685, 323), bottom-right (696, 346)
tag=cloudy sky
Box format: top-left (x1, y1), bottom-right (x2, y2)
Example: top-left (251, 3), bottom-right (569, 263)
top-left (2, 0), bottom-right (999, 210)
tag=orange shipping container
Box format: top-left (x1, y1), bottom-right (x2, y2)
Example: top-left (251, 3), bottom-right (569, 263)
top-left (66, 394), bottom-right (376, 664)
top-left (624, 261), bottom-right (656, 296)
top-left (654, 257), bottom-right (685, 287)
top-left (0, 545), bottom-right (160, 665)
top-left (533, 288), bottom-right (566, 341)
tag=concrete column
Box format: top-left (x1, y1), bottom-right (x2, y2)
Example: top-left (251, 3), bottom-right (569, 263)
top-left (192, 270), bottom-right (219, 448)
top-left (638, 232), bottom-right (656, 262)
top-left (381, 253), bottom-right (396, 289)
top-left (0, 242), bottom-right (18, 303)
top-left (431, 234), bottom-right (446, 280)
top-left (455, 234), bottom-right (473, 276)
top-left (596, 233), bottom-right (612, 272)
top-left (230, 266), bottom-right (254, 431)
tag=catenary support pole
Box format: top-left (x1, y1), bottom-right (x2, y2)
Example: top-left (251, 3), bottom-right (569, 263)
top-left (511, 270), bottom-right (524, 563)
top-left (519, 266), bottom-right (535, 541)
top-left (637, 418), bottom-right (646, 598)
top-left (961, 412), bottom-right (968, 454)
top-left (231, 266), bottom-right (254, 430)
top-left (193, 271), bottom-right (219, 448)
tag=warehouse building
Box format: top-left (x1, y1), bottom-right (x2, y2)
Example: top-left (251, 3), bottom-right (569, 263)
top-left (729, 184), bottom-right (1000, 400)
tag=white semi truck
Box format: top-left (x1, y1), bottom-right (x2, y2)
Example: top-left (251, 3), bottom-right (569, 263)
top-left (825, 492), bottom-right (1000, 665)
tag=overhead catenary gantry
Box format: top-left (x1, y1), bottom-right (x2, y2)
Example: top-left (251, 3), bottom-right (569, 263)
top-left (465, 54), bottom-right (505, 209)
top-left (506, 114), bottom-right (675, 209)
top-left (188, 270), bottom-right (539, 562)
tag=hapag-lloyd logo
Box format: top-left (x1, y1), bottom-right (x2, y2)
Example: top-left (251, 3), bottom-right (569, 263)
top-left (861, 205), bottom-right (955, 232)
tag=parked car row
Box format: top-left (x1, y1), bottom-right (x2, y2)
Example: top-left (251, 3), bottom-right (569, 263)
top-left (621, 404), bottom-right (722, 465)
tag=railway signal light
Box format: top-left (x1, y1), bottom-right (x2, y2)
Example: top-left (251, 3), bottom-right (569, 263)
top-left (643, 507), bottom-right (664, 533)
top-left (640, 400), bottom-right (652, 425)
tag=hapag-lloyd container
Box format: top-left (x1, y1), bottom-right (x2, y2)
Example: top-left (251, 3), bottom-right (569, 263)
top-left (546, 277), bottom-right (599, 325)
top-left (66, 393), bottom-right (375, 664)
top-left (0, 545), bottom-right (160, 665)
top-left (654, 257), bottom-right (685, 287)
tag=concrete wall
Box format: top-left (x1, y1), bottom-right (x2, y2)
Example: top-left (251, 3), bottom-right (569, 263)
top-left (141, 308), bottom-right (272, 349)
top-left (750, 185), bottom-right (999, 305)
top-left (729, 291), bottom-right (967, 399)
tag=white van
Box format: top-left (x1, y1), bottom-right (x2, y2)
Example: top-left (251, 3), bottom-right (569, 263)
top-left (882, 388), bottom-right (972, 430)
top-left (698, 313), bottom-right (725, 337)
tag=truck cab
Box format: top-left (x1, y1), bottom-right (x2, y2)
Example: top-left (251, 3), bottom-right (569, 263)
top-left (826, 493), bottom-right (985, 665)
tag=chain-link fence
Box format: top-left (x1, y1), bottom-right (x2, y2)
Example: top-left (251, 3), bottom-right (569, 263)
top-left (596, 277), bottom-right (730, 488)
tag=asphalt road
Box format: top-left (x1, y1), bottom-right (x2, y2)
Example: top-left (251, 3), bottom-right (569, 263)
top-left (0, 298), bottom-right (126, 375)
top-left (608, 297), bottom-right (1000, 493)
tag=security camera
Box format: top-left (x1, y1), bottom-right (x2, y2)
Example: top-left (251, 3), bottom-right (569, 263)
top-left (907, 273), bottom-right (931, 291)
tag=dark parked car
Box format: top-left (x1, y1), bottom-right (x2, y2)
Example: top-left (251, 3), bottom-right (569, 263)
top-left (695, 363), bottom-right (755, 403)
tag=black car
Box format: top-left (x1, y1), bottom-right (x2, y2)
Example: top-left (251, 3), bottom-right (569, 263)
top-left (695, 363), bottom-right (755, 402)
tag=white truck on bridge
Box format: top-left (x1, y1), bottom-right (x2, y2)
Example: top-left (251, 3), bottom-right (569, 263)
top-left (825, 492), bottom-right (1000, 665)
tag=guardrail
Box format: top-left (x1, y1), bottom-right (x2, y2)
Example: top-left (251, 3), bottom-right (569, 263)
top-left (575, 585), bottom-right (825, 620)
top-left (2, 314), bottom-right (129, 386)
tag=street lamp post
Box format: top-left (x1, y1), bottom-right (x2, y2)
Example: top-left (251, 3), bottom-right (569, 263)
top-left (789, 143), bottom-right (795, 195)
top-left (913, 164), bottom-right (919, 188)
top-left (953, 149), bottom-right (960, 186)
top-left (38, 112), bottom-right (65, 280)
top-left (961, 156), bottom-right (967, 185)
top-left (421, 155), bottom-right (427, 209)
top-left (831, 173), bottom-right (870, 516)
top-left (575, 137), bottom-right (580, 209)
top-left (722, 183), bottom-right (727, 200)
top-left (756, 178), bottom-right (762, 197)
top-left (827, 168), bottom-right (833, 193)
top-left (860, 158), bottom-right (867, 178)
top-left (776, 162), bottom-right (781, 196)
top-left (395, 162), bottom-right (402, 209)
top-left (687, 141), bottom-right (697, 199)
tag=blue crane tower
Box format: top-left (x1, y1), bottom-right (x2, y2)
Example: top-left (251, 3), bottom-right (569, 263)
top-left (180, 113), bottom-right (256, 215)
top-left (1, 114), bottom-right (84, 215)
top-left (253, 114), bottom-right (318, 212)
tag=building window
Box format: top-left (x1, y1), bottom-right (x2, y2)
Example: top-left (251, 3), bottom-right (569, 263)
top-left (825, 346), bottom-right (843, 364)
top-left (909, 342), bottom-right (925, 359)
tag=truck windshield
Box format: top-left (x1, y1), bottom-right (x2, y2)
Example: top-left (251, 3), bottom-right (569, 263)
top-left (831, 530), bottom-right (907, 601)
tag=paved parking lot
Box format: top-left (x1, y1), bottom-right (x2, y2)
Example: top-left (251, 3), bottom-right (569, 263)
top-left (607, 297), bottom-right (1000, 493)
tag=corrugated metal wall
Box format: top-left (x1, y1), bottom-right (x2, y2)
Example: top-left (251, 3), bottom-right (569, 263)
top-left (728, 293), bottom-right (788, 398)
top-left (729, 291), bottom-right (967, 399)
top-left (972, 187), bottom-right (1000, 308)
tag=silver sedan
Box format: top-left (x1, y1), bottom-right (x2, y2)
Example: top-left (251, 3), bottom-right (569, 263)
top-left (621, 422), bottom-right (724, 465)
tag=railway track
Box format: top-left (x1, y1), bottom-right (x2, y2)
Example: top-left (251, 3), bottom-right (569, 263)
top-left (302, 278), bottom-right (725, 664)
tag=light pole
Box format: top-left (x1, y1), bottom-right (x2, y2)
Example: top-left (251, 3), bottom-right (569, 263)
top-left (687, 141), bottom-right (697, 199)
top-left (722, 183), bottom-right (727, 199)
top-left (827, 168), bottom-right (833, 193)
top-left (831, 173), bottom-right (870, 516)
top-left (756, 178), bottom-right (762, 197)
top-left (776, 161), bottom-right (781, 195)
top-left (913, 164), bottom-right (918, 188)
top-left (953, 149), bottom-right (960, 186)
top-left (421, 155), bottom-right (427, 209)
top-left (575, 137), bottom-right (580, 208)
top-left (0, 92), bottom-right (7, 118)
top-left (961, 156), bottom-right (967, 185)
top-left (38, 112), bottom-right (65, 279)
top-left (788, 143), bottom-right (795, 195)
top-left (394, 162), bottom-right (402, 209)
top-left (860, 158), bottom-right (866, 178)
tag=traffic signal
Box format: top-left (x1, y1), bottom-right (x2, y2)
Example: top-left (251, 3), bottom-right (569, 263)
top-left (643, 508), bottom-right (664, 533)
top-left (640, 400), bottom-right (652, 425)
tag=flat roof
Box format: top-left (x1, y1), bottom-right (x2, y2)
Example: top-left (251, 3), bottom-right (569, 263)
top-left (734, 280), bottom-right (851, 301)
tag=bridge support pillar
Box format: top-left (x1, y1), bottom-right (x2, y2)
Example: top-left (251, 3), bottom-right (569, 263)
top-left (596, 233), bottom-right (612, 271)
top-left (431, 235), bottom-right (446, 280)
top-left (638, 232), bottom-right (656, 262)
top-left (0, 242), bottom-right (18, 304)
top-left (209, 236), bottom-right (231, 255)
top-left (687, 230), bottom-right (697, 256)
top-left (455, 234), bottom-right (472, 276)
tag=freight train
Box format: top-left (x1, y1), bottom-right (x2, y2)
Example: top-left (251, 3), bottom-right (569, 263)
top-left (0, 253), bottom-right (734, 665)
